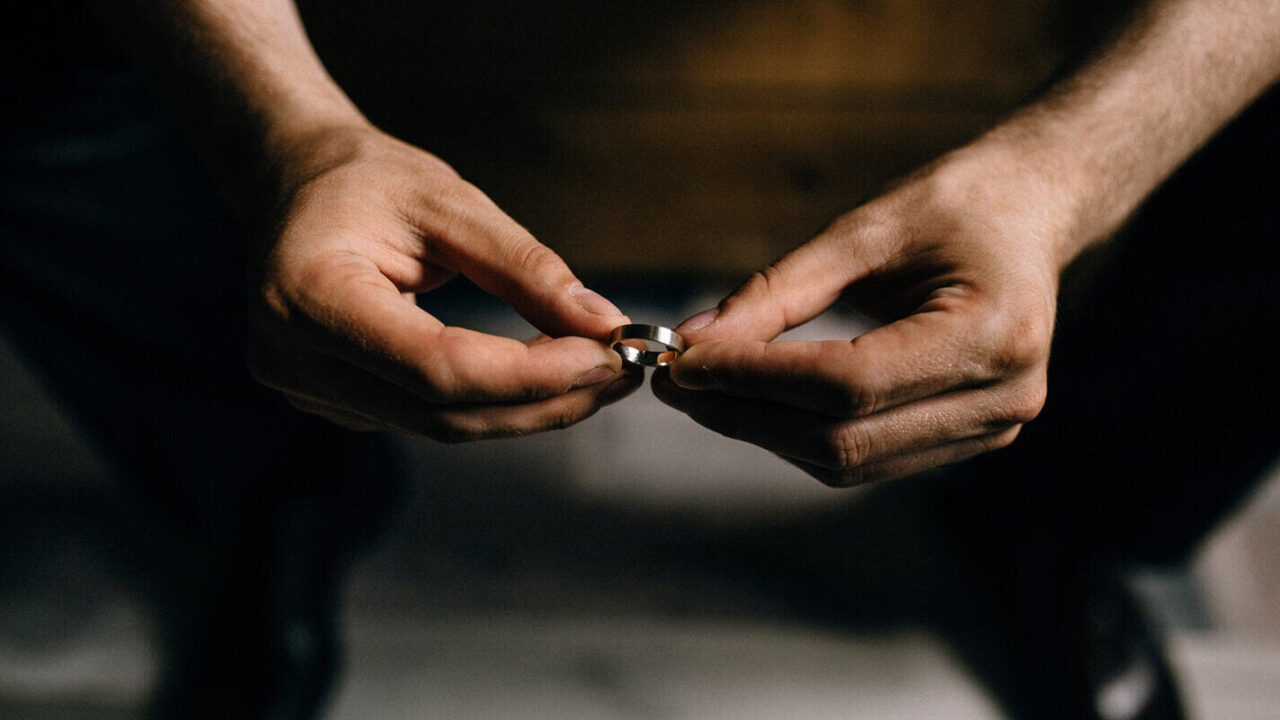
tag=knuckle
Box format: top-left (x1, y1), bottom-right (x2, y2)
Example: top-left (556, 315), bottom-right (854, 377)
top-left (452, 178), bottom-right (489, 204)
top-left (418, 181), bottom-right (488, 243)
top-left (737, 269), bottom-right (776, 299)
top-left (420, 152), bottom-right (462, 180)
top-left (986, 309), bottom-right (1052, 376)
top-left (724, 266), bottom-right (788, 327)
top-left (1005, 382), bottom-right (1048, 424)
top-left (828, 423), bottom-right (872, 469)
top-left (528, 398), bottom-right (586, 435)
top-left (509, 237), bottom-right (564, 279)
top-left (416, 341), bottom-right (464, 403)
top-left (824, 359), bottom-right (876, 417)
top-left (545, 402), bottom-right (584, 432)
top-left (434, 178), bottom-right (487, 210)
top-left (421, 367), bottom-right (461, 404)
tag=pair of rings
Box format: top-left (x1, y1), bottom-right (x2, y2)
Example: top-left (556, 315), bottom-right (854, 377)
top-left (609, 324), bottom-right (685, 367)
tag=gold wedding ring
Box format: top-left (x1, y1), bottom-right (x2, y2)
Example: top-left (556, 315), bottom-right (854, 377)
top-left (609, 324), bottom-right (685, 367)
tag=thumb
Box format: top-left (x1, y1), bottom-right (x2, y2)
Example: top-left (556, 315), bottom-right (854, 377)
top-left (676, 227), bottom-right (883, 344)
top-left (436, 204), bottom-right (629, 341)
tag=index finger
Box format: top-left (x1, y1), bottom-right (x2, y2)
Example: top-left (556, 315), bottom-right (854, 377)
top-left (281, 257), bottom-right (624, 403)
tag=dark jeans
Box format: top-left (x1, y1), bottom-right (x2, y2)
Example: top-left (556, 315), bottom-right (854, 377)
top-left (1, 67), bottom-right (406, 719)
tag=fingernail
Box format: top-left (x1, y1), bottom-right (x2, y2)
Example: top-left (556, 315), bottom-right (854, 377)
top-left (570, 284), bottom-right (623, 317)
top-left (573, 365), bottom-right (616, 388)
top-left (680, 307), bottom-right (719, 333)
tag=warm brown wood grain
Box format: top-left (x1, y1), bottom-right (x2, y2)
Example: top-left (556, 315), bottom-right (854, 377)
top-left (301, 0), bottom-right (1073, 278)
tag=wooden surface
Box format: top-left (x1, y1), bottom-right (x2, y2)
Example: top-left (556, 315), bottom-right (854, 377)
top-left (301, 0), bottom-right (1072, 277)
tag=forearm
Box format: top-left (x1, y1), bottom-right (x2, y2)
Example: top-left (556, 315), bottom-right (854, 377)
top-left (955, 0), bottom-right (1280, 267)
top-left (89, 0), bottom-right (369, 222)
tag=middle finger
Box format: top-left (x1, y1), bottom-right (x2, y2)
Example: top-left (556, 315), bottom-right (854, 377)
top-left (652, 370), bottom-right (1024, 470)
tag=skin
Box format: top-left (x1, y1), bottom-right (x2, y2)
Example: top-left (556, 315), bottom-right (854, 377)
top-left (655, 0), bottom-right (1280, 486)
top-left (88, 1), bottom-right (1279, 462)
top-left (91, 0), bottom-right (641, 441)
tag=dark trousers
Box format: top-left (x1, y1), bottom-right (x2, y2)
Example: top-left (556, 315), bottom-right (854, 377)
top-left (1, 67), bottom-right (406, 719)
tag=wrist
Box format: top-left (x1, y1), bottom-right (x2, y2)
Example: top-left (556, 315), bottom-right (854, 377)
top-left (264, 116), bottom-right (374, 191)
top-left (972, 108), bottom-right (1137, 263)
top-left (242, 109), bottom-right (375, 234)
top-left (917, 133), bottom-right (1096, 274)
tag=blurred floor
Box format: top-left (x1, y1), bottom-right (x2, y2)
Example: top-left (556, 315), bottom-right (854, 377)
top-left (1, 282), bottom-right (1278, 719)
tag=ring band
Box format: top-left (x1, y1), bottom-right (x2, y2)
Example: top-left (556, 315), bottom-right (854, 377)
top-left (609, 323), bottom-right (685, 367)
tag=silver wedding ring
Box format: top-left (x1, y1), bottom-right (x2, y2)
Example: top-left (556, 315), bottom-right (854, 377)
top-left (609, 324), bottom-right (685, 367)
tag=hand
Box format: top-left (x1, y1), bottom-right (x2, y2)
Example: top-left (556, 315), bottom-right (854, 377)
top-left (653, 149), bottom-right (1063, 486)
top-left (247, 126), bottom-right (640, 440)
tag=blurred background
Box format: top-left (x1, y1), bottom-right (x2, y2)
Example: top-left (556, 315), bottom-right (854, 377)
top-left (300, 0), bottom-right (1073, 278)
top-left (2, 0), bottom-right (1278, 718)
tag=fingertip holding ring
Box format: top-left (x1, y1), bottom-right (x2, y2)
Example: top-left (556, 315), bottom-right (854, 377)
top-left (609, 323), bottom-right (685, 367)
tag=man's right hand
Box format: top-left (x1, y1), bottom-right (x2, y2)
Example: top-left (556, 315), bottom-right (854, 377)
top-left (246, 126), bottom-right (640, 440)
